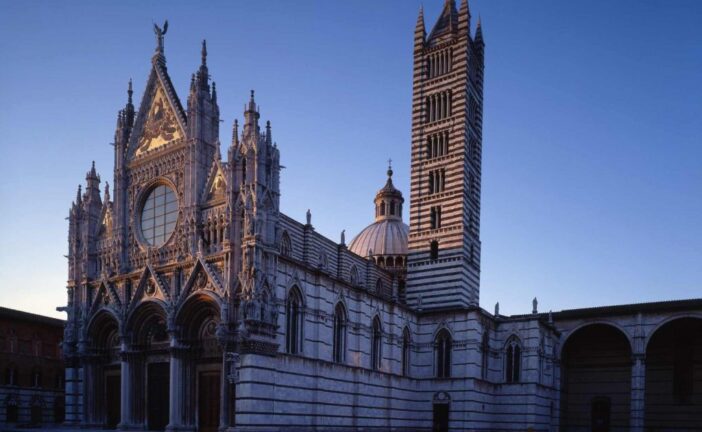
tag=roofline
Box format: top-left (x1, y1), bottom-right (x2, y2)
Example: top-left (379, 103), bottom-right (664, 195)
top-left (507, 297), bottom-right (702, 321)
top-left (0, 307), bottom-right (65, 327)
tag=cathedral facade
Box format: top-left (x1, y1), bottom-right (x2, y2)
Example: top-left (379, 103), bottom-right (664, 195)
top-left (60, 1), bottom-right (702, 431)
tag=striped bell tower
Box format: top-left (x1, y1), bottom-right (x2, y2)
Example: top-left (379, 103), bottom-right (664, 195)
top-left (406, 0), bottom-right (485, 310)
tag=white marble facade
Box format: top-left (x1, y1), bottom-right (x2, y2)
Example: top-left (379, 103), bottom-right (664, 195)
top-left (59, 2), bottom-right (702, 431)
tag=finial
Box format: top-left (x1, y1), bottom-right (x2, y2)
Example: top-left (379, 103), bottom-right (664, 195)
top-left (211, 81), bottom-right (217, 102)
top-left (250, 90), bottom-right (255, 101)
top-left (76, 184), bottom-right (82, 204)
top-left (387, 158), bottom-right (393, 178)
top-left (104, 182), bottom-right (110, 201)
top-left (201, 39), bottom-right (207, 66)
top-left (532, 297), bottom-right (538, 314)
top-left (153, 20), bottom-right (168, 55)
top-left (340, 229), bottom-right (346, 245)
top-left (306, 209), bottom-right (312, 225)
top-left (127, 79), bottom-right (133, 104)
top-left (494, 302), bottom-right (499, 316)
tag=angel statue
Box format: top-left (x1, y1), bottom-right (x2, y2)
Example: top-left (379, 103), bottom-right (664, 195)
top-left (154, 20), bottom-right (168, 54)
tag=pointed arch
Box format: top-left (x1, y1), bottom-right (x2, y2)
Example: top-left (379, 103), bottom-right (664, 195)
top-left (280, 231), bottom-right (292, 257)
top-left (349, 265), bottom-right (360, 286)
top-left (371, 315), bottom-right (383, 370)
top-left (505, 335), bottom-right (522, 383)
top-left (86, 309), bottom-right (121, 351)
top-left (286, 285), bottom-right (304, 354)
top-left (125, 299), bottom-right (169, 347)
top-left (175, 292), bottom-right (221, 343)
top-left (402, 326), bottom-right (411, 377)
top-left (332, 302), bottom-right (347, 363)
top-left (435, 327), bottom-right (452, 378)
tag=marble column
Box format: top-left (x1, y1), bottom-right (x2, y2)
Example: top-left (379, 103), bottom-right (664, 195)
top-left (630, 354), bottom-right (646, 432)
top-left (167, 339), bottom-right (194, 432)
top-left (219, 353), bottom-right (231, 430)
top-left (118, 345), bottom-right (135, 429)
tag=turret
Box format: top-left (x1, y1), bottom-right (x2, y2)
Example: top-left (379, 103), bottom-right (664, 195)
top-left (243, 90), bottom-right (260, 140)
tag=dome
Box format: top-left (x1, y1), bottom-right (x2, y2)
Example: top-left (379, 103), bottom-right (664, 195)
top-left (348, 219), bottom-right (409, 257)
top-left (348, 161), bottom-right (408, 259)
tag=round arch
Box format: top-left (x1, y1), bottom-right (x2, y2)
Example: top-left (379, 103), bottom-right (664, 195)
top-left (644, 316), bottom-right (702, 429)
top-left (559, 320), bottom-right (633, 359)
top-left (560, 323), bottom-right (633, 430)
top-left (644, 313), bottom-right (702, 352)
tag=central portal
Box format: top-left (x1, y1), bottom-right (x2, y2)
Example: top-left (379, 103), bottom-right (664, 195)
top-left (198, 370), bottom-right (221, 432)
top-left (147, 362), bottom-right (170, 431)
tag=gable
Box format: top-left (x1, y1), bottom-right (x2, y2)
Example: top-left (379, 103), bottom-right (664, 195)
top-left (135, 84), bottom-right (184, 156)
top-left (204, 163), bottom-right (227, 203)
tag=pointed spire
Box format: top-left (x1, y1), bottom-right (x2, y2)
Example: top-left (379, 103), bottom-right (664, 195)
top-left (428, 0), bottom-right (458, 42)
top-left (127, 79), bottom-right (133, 105)
top-left (104, 182), bottom-right (110, 202)
top-left (265, 120), bottom-right (272, 145)
top-left (232, 119), bottom-right (239, 145)
top-left (201, 39), bottom-right (208, 66)
top-left (87, 161), bottom-right (97, 180)
top-left (76, 184), bottom-right (83, 206)
top-left (211, 81), bottom-right (217, 103)
top-left (475, 15), bottom-right (484, 41)
top-left (416, 5), bottom-right (425, 33)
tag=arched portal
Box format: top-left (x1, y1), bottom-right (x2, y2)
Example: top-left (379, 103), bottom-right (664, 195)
top-left (124, 301), bottom-right (169, 430)
top-left (644, 317), bottom-right (702, 429)
top-left (85, 310), bottom-right (121, 429)
top-left (560, 324), bottom-right (632, 431)
top-left (175, 293), bottom-right (223, 432)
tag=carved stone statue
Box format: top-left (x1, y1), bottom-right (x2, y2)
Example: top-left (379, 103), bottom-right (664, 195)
top-left (532, 297), bottom-right (538, 314)
top-left (494, 302), bottom-right (500, 317)
top-left (153, 20), bottom-right (168, 54)
top-left (306, 209), bottom-right (311, 225)
top-left (340, 229), bottom-right (345, 245)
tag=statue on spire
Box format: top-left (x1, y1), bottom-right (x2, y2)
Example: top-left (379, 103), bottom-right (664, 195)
top-left (154, 20), bottom-right (168, 54)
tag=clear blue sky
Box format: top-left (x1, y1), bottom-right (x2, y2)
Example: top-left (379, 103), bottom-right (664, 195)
top-left (0, 0), bottom-right (700, 319)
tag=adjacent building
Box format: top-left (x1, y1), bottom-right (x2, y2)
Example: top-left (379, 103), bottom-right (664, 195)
top-left (0, 307), bottom-right (65, 427)
top-left (59, 1), bottom-right (702, 431)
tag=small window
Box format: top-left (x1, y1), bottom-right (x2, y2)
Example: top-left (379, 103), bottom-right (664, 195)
top-left (430, 206), bottom-right (441, 229)
top-left (435, 329), bottom-right (452, 378)
top-left (371, 317), bottom-right (382, 370)
top-left (286, 287), bottom-right (303, 354)
top-left (390, 201), bottom-right (396, 215)
top-left (380, 202), bottom-right (386, 216)
top-left (280, 232), bottom-right (292, 257)
top-left (402, 327), bottom-right (411, 376)
top-left (430, 241), bottom-right (439, 260)
top-left (333, 303), bottom-right (347, 363)
top-left (505, 338), bottom-right (521, 383)
top-left (481, 332), bottom-right (489, 380)
top-left (349, 265), bottom-right (360, 286)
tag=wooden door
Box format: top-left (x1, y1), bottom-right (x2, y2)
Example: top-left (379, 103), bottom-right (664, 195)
top-left (432, 403), bottom-right (449, 432)
top-left (105, 373), bottom-right (121, 429)
top-left (198, 371), bottom-right (221, 432)
top-left (147, 362), bottom-right (170, 431)
top-left (591, 398), bottom-right (610, 432)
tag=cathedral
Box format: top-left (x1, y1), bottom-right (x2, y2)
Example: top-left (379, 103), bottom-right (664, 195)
top-left (59, 1), bottom-right (702, 431)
